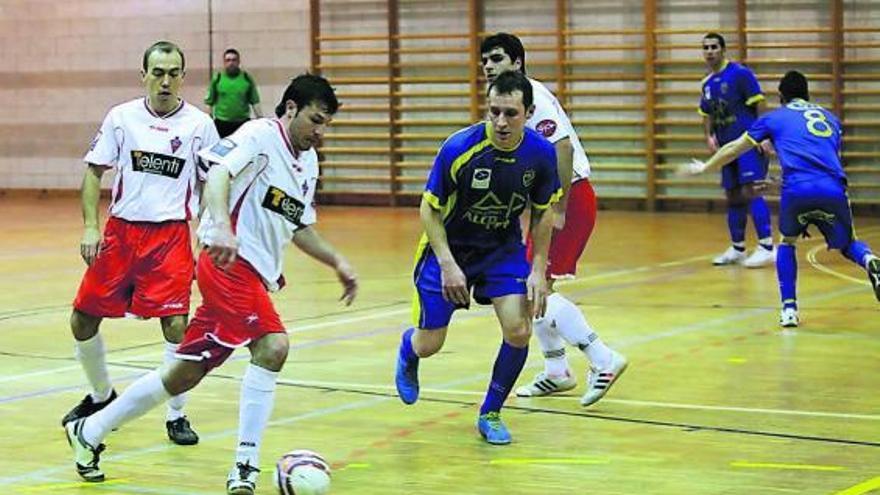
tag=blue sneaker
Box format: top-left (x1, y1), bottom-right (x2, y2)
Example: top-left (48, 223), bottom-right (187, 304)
top-left (477, 412), bottom-right (511, 445)
top-left (395, 338), bottom-right (420, 404)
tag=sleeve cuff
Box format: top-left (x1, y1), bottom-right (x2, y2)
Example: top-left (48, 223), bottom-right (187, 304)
top-left (744, 132), bottom-right (760, 146)
top-left (532, 188), bottom-right (563, 210)
top-left (745, 94), bottom-right (765, 106)
top-left (422, 191), bottom-right (444, 210)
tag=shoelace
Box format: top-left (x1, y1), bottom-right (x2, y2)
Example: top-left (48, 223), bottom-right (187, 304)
top-left (236, 461), bottom-right (260, 480)
top-left (88, 444), bottom-right (106, 468)
top-left (483, 412), bottom-right (503, 430)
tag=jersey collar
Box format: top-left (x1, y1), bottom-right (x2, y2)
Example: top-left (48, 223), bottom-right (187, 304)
top-left (273, 118), bottom-right (301, 160)
top-left (143, 97), bottom-right (184, 119)
top-left (485, 122), bottom-right (524, 152)
top-left (711, 59), bottom-right (730, 75)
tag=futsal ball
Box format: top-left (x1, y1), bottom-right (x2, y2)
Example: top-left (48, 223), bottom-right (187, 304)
top-left (275, 449), bottom-right (332, 495)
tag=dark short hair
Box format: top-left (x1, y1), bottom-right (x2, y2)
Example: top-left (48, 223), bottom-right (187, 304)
top-left (779, 70), bottom-right (810, 103)
top-left (487, 70), bottom-right (533, 109)
top-left (480, 32), bottom-right (527, 74)
top-left (224, 48), bottom-right (240, 59)
top-left (275, 73), bottom-right (340, 117)
top-left (703, 32), bottom-right (726, 49)
top-left (142, 41), bottom-right (185, 72)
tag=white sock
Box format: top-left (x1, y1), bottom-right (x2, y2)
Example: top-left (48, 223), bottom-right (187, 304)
top-left (532, 315), bottom-right (570, 377)
top-left (163, 341), bottom-right (187, 421)
top-left (759, 237), bottom-right (774, 249)
top-left (546, 293), bottom-right (613, 369)
top-left (75, 334), bottom-right (113, 402)
top-left (82, 370), bottom-right (170, 446)
top-left (236, 364), bottom-right (278, 469)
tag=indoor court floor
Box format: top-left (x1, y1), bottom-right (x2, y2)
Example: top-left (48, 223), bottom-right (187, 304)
top-left (1, 197), bottom-right (878, 494)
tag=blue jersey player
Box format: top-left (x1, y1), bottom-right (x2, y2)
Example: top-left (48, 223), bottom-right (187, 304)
top-left (682, 71), bottom-right (880, 328)
top-left (699, 32), bottom-right (776, 268)
top-left (395, 71), bottom-right (561, 444)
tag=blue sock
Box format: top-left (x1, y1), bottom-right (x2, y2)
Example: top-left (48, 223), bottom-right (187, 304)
top-left (480, 342), bottom-right (528, 415)
top-left (749, 197), bottom-right (773, 245)
top-left (776, 244), bottom-right (797, 309)
top-left (399, 328), bottom-right (418, 363)
top-left (842, 241), bottom-right (873, 269)
top-left (727, 205), bottom-right (747, 247)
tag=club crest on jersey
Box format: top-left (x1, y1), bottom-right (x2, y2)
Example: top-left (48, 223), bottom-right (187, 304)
top-left (130, 150), bottom-right (185, 179)
top-left (262, 186), bottom-right (306, 226)
top-left (210, 139), bottom-right (237, 157)
top-left (721, 82), bottom-right (729, 94)
top-left (522, 169), bottom-right (536, 187)
top-left (536, 119), bottom-right (557, 138)
top-left (89, 131), bottom-right (102, 151)
top-left (471, 168), bottom-right (492, 189)
top-left (170, 136), bottom-right (182, 153)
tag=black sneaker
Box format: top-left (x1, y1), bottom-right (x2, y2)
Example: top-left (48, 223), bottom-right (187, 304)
top-left (61, 390), bottom-right (117, 426)
top-left (226, 461), bottom-right (260, 495)
top-left (868, 257), bottom-right (880, 301)
top-left (166, 416), bottom-right (199, 445)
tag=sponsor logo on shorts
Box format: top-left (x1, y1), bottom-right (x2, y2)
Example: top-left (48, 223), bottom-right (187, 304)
top-left (471, 168), bottom-right (492, 189)
top-left (245, 314), bottom-right (259, 325)
top-left (536, 119), bottom-right (557, 138)
top-left (162, 302), bottom-right (185, 310)
top-left (210, 138), bottom-right (237, 157)
top-left (130, 150), bottom-right (185, 179)
top-left (262, 186), bottom-right (306, 226)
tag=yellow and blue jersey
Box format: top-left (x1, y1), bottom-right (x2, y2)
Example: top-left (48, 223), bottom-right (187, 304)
top-left (746, 99), bottom-right (846, 186)
top-left (422, 122), bottom-right (562, 257)
top-left (699, 61), bottom-right (764, 144)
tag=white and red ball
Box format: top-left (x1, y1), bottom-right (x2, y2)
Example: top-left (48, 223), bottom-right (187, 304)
top-left (275, 449), bottom-right (332, 495)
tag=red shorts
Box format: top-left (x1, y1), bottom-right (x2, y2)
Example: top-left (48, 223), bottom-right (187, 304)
top-left (73, 217), bottom-right (194, 318)
top-left (527, 178), bottom-right (597, 279)
top-left (176, 251), bottom-right (285, 371)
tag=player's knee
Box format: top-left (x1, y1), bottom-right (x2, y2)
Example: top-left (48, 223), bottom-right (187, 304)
top-left (412, 328), bottom-right (444, 358)
top-left (252, 334), bottom-right (290, 371)
top-left (70, 309), bottom-right (101, 341)
top-left (160, 315), bottom-right (188, 344)
top-left (726, 187), bottom-right (747, 206)
top-left (162, 361), bottom-right (205, 395)
top-left (781, 236), bottom-right (798, 246)
top-left (502, 322), bottom-right (531, 348)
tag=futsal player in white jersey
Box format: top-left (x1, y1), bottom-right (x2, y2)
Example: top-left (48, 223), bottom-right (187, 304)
top-left (63, 41), bottom-right (219, 445)
top-left (481, 33), bottom-right (627, 406)
top-left (65, 74), bottom-right (358, 495)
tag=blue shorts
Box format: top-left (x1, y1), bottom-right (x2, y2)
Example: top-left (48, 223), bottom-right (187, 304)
top-left (720, 148), bottom-right (768, 190)
top-left (412, 243), bottom-right (529, 330)
top-left (779, 178), bottom-right (854, 250)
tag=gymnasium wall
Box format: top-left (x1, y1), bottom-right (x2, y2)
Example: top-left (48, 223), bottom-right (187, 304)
top-left (0, 0), bottom-right (311, 190)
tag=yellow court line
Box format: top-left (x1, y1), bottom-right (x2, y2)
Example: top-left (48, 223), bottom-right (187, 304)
top-left (489, 458), bottom-right (610, 466)
top-left (731, 461), bottom-right (846, 472)
top-left (804, 226), bottom-right (880, 286)
top-left (18, 479), bottom-right (130, 492)
top-left (834, 476), bottom-right (880, 495)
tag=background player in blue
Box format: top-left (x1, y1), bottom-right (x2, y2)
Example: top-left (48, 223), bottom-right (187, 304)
top-left (682, 71), bottom-right (880, 327)
top-left (699, 32), bottom-right (775, 268)
top-left (395, 71), bottom-right (561, 445)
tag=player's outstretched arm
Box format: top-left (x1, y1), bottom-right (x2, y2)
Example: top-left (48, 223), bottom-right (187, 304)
top-left (80, 164), bottom-right (106, 265)
top-left (419, 197), bottom-right (468, 306)
top-left (292, 226), bottom-right (358, 306)
top-left (678, 133), bottom-right (755, 176)
top-left (202, 164), bottom-right (239, 269)
top-left (526, 206), bottom-right (554, 318)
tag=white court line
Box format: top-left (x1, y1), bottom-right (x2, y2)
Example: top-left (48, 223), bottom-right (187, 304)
top-left (0, 282), bottom-right (867, 487)
top-left (0, 251), bottom-right (709, 385)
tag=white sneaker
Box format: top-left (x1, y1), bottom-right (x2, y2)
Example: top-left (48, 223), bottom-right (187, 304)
top-left (227, 461), bottom-right (260, 495)
top-left (514, 371), bottom-right (577, 397)
top-left (713, 246), bottom-right (746, 266)
top-left (779, 307), bottom-right (799, 328)
top-left (64, 418), bottom-right (106, 482)
top-left (744, 246), bottom-right (776, 268)
top-left (580, 350), bottom-right (628, 407)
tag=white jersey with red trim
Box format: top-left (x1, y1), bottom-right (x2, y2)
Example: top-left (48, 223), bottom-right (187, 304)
top-left (84, 97), bottom-right (219, 222)
top-left (527, 78), bottom-right (591, 180)
top-left (196, 118), bottom-right (318, 292)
